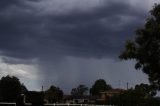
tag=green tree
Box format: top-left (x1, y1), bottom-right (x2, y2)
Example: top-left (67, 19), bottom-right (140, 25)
top-left (134, 83), bottom-right (156, 97)
top-left (26, 91), bottom-right (44, 105)
top-left (45, 85), bottom-right (63, 103)
top-left (108, 84), bottom-right (156, 106)
top-left (0, 75), bottom-right (28, 102)
top-left (108, 89), bottom-right (142, 106)
top-left (119, 4), bottom-right (160, 90)
top-left (21, 83), bottom-right (28, 94)
top-left (71, 84), bottom-right (88, 96)
top-left (90, 79), bottom-right (112, 96)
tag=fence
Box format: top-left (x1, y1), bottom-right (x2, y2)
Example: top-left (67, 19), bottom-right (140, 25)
top-left (0, 103), bottom-right (32, 106)
top-left (0, 103), bottom-right (115, 106)
top-left (0, 102), bottom-right (15, 106)
top-left (44, 104), bottom-right (115, 106)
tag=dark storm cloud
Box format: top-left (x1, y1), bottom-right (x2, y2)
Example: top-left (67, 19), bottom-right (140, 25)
top-left (0, 0), bottom-right (154, 92)
top-left (0, 0), bottom-right (20, 9)
top-left (0, 0), bottom-right (147, 61)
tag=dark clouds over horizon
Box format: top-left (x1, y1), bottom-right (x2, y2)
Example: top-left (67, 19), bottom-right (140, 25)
top-left (0, 0), bottom-right (147, 59)
top-left (0, 0), bottom-right (159, 92)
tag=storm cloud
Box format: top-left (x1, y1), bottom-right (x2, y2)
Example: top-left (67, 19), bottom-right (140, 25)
top-left (0, 0), bottom-right (159, 92)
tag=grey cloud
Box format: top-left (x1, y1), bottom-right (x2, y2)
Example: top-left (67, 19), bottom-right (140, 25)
top-left (0, 0), bottom-right (147, 60)
top-left (0, 0), bottom-right (152, 92)
top-left (37, 57), bottom-right (149, 93)
top-left (0, 0), bottom-right (20, 9)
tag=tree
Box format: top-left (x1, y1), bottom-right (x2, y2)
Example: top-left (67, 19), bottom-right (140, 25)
top-left (45, 85), bottom-right (63, 103)
top-left (107, 84), bottom-right (156, 106)
top-left (21, 83), bottom-right (28, 94)
top-left (71, 84), bottom-right (88, 96)
top-left (26, 91), bottom-right (44, 106)
top-left (119, 4), bottom-right (160, 90)
top-left (134, 83), bottom-right (156, 97)
top-left (90, 79), bottom-right (112, 96)
top-left (108, 89), bottom-right (142, 106)
top-left (0, 75), bottom-right (28, 102)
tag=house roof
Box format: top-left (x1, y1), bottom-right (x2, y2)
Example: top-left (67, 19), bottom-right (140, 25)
top-left (101, 88), bottom-right (126, 94)
top-left (63, 95), bottom-right (91, 100)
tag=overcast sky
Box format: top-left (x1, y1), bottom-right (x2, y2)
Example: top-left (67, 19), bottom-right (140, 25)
top-left (0, 0), bottom-right (160, 93)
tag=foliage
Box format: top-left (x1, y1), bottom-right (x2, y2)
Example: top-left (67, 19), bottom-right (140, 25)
top-left (107, 89), bottom-right (144, 106)
top-left (90, 79), bottom-right (112, 96)
top-left (21, 83), bottom-right (28, 94)
top-left (26, 91), bottom-right (44, 106)
top-left (134, 83), bottom-right (156, 97)
top-left (109, 93), bottom-right (160, 106)
top-left (107, 84), bottom-right (156, 106)
top-left (71, 84), bottom-right (88, 96)
top-left (145, 97), bottom-right (160, 106)
top-left (0, 75), bottom-right (28, 102)
top-left (45, 85), bottom-right (63, 103)
top-left (119, 4), bottom-right (160, 90)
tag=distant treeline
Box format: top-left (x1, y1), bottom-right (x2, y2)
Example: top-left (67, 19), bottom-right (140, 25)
top-left (0, 75), bottom-right (160, 106)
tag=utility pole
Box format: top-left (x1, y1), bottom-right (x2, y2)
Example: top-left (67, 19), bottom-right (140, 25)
top-left (118, 80), bottom-right (121, 88)
top-left (42, 86), bottom-right (43, 92)
top-left (127, 82), bottom-right (129, 90)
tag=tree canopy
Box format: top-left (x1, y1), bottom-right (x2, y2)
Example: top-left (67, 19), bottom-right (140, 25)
top-left (44, 85), bottom-right (63, 103)
top-left (71, 84), bottom-right (88, 96)
top-left (90, 79), bottom-right (112, 96)
top-left (119, 4), bottom-right (160, 90)
top-left (134, 83), bottom-right (156, 97)
top-left (26, 91), bottom-right (44, 105)
top-left (107, 84), bottom-right (157, 106)
top-left (0, 75), bottom-right (28, 102)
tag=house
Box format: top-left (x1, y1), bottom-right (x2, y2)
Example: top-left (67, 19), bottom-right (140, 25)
top-left (100, 89), bottom-right (125, 101)
top-left (63, 95), bottom-right (94, 104)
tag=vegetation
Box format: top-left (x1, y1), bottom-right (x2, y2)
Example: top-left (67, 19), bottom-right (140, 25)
top-left (0, 75), bottom-right (28, 102)
top-left (71, 84), bottom-right (88, 96)
top-left (26, 91), bottom-right (44, 106)
top-left (107, 84), bottom-right (159, 106)
top-left (90, 79), bottom-right (112, 96)
top-left (120, 4), bottom-right (160, 90)
top-left (44, 85), bottom-right (63, 103)
top-left (0, 75), bottom-right (160, 105)
top-left (134, 83), bottom-right (156, 97)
